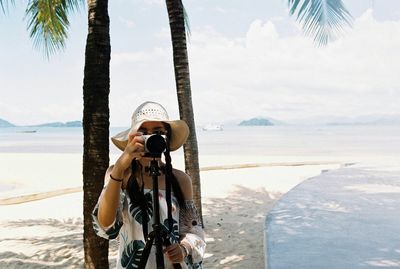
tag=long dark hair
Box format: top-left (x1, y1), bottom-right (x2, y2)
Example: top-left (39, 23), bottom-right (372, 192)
top-left (126, 123), bottom-right (185, 234)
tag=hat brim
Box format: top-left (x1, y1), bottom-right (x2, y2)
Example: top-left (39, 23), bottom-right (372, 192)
top-left (111, 120), bottom-right (189, 152)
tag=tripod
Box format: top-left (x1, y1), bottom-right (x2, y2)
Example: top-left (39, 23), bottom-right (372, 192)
top-left (138, 156), bottom-right (182, 269)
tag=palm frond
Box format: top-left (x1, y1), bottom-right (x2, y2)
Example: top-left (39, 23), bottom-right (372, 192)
top-left (63, 0), bottom-right (83, 13)
top-left (178, 0), bottom-right (191, 39)
top-left (25, 0), bottom-right (84, 57)
top-left (288, 0), bottom-right (352, 45)
top-left (0, 0), bottom-right (15, 14)
top-left (182, 1), bottom-right (191, 38)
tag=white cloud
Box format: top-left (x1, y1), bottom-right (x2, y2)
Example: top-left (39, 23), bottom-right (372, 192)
top-left (154, 27), bottom-right (171, 39)
top-left (214, 7), bottom-right (238, 14)
top-left (40, 103), bottom-right (83, 123)
top-left (3, 3), bottom-right (400, 128)
top-left (246, 20), bottom-right (280, 47)
top-left (56, 9), bottom-right (400, 127)
top-left (140, 0), bottom-right (163, 5)
top-left (118, 17), bottom-right (136, 28)
top-left (0, 100), bottom-right (82, 126)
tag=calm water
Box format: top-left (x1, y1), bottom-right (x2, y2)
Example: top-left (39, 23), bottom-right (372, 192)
top-left (1, 125), bottom-right (400, 157)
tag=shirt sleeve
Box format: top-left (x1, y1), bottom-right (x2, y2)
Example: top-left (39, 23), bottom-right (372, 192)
top-left (179, 200), bottom-right (206, 267)
top-left (92, 188), bottom-right (125, 240)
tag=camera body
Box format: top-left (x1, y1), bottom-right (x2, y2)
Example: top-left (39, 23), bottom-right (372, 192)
top-left (143, 134), bottom-right (167, 154)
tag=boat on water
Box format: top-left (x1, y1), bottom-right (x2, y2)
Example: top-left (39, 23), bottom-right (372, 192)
top-left (17, 130), bottom-right (38, 133)
top-left (202, 124), bottom-right (223, 131)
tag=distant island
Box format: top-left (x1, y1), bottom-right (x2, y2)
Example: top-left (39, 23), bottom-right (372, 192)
top-left (0, 118), bottom-right (82, 128)
top-left (29, 121), bottom-right (82, 127)
top-left (0, 118), bottom-right (16, 127)
top-left (239, 118), bottom-right (274, 126)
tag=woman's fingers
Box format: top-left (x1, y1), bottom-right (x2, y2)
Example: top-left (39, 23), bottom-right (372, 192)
top-left (115, 132), bottom-right (146, 171)
top-left (128, 132), bottom-right (143, 144)
top-left (164, 244), bottom-right (184, 263)
top-left (126, 133), bottom-right (144, 152)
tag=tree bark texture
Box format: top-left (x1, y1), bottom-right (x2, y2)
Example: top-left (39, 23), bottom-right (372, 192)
top-left (165, 0), bottom-right (203, 224)
top-left (82, 0), bottom-right (111, 268)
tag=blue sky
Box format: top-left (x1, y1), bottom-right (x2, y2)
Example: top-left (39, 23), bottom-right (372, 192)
top-left (1, 0), bottom-right (400, 126)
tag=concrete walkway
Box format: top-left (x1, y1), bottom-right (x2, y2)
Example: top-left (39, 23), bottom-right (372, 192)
top-left (265, 166), bottom-right (400, 269)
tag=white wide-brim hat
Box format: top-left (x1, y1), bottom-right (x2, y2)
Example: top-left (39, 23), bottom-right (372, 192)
top-left (111, 101), bottom-right (189, 152)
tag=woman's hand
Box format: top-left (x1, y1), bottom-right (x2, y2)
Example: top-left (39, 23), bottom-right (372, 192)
top-left (113, 132), bottom-right (145, 176)
top-left (164, 243), bottom-right (186, 263)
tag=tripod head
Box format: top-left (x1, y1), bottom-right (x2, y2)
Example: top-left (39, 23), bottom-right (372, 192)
top-left (145, 157), bottom-right (162, 178)
top-left (143, 152), bottom-right (162, 159)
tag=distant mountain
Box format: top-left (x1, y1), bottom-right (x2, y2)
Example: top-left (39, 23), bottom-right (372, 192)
top-left (0, 118), bottom-right (82, 127)
top-left (29, 121), bottom-right (82, 127)
top-left (263, 117), bottom-right (286, 125)
top-left (0, 118), bottom-right (16, 127)
top-left (287, 114), bottom-right (400, 126)
top-left (65, 121), bottom-right (82, 127)
top-left (327, 115), bottom-right (400, 126)
top-left (239, 118), bottom-right (274, 126)
top-left (220, 117), bottom-right (285, 126)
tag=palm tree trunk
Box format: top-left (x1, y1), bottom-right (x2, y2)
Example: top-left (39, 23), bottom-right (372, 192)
top-left (82, 0), bottom-right (111, 268)
top-left (165, 0), bottom-right (203, 224)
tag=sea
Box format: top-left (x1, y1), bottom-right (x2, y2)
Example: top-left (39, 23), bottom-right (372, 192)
top-left (1, 125), bottom-right (400, 194)
top-left (0, 125), bottom-right (399, 157)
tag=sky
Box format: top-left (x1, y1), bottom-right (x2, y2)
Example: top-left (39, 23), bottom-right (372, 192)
top-left (1, 0), bottom-right (400, 127)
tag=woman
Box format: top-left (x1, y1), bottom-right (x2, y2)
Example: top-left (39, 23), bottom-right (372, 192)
top-left (92, 101), bottom-right (206, 269)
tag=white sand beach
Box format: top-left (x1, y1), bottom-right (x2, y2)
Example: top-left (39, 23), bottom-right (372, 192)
top-left (0, 152), bottom-right (351, 268)
top-left (1, 122), bottom-right (400, 269)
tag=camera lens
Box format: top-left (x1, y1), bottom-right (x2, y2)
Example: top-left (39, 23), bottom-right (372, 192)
top-left (146, 134), bottom-right (167, 154)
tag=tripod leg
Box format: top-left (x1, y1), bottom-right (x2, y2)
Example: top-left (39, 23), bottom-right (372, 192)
top-left (139, 233), bottom-right (155, 269)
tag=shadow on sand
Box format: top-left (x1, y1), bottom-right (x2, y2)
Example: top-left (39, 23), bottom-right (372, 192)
top-left (0, 186), bottom-right (280, 268)
top-left (202, 185), bottom-right (281, 269)
top-left (0, 218), bottom-right (119, 268)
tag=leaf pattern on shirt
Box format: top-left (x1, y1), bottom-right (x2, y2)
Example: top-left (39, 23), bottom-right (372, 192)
top-left (128, 192), bottom-right (153, 225)
top-left (121, 240), bottom-right (145, 269)
top-left (92, 189), bottom-right (206, 269)
top-left (163, 218), bottom-right (179, 243)
top-left (92, 206), bottom-right (123, 240)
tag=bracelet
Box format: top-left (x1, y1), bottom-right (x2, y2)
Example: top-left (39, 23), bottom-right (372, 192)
top-left (180, 243), bottom-right (189, 258)
top-left (110, 174), bottom-right (123, 182)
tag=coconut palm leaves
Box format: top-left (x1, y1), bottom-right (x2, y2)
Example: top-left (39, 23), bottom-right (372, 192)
top-left (0, 0), bottom-right (14, 14)
top-left (180, 0), bottom-right (191, 37)
top-left (25, 0), bottom-right (83, 56)
top-left (288, 0), bottom-right (352, 45)
top-left (0, 0), bottom-right (83, 56)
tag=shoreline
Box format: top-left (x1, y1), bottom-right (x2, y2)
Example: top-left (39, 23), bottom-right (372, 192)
top-left (0, 161), bottom-right (345, 205)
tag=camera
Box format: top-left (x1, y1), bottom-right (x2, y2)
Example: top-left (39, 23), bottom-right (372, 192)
top-left (143, 134), bottom-right (167, 155)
